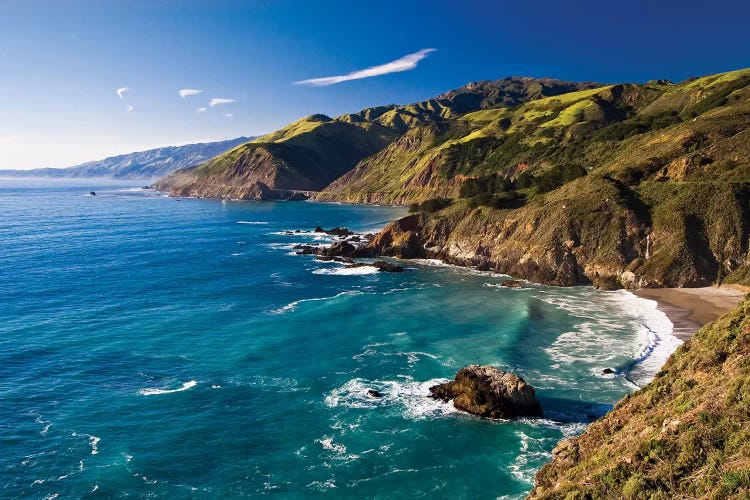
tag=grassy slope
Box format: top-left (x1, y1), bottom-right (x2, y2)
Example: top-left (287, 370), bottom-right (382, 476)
top-left (323, 68), bottom-right (750, 288)
top-left (155, 78), bottom-right (597, 198)
top-left (528, 296), bottom-right (750, 499)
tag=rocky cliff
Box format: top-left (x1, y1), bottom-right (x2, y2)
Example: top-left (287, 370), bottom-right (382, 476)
top-left (527, 297), bottom-right (750, 499)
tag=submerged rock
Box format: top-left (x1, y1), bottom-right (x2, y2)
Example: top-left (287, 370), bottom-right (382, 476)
top-left (314, 226), bottom-right (354, 236)
top-left (429, 365), bottom-right (543, 419)
top-left (501, 279), bottom-right (523, 288)
top-left (367, 389), bottom-right (383, 398)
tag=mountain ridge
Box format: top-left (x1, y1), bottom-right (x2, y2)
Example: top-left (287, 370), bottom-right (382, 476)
top-left (0, 137), bottom-right (253, 180)
top-left (153, 77), bottom-right (598, 199)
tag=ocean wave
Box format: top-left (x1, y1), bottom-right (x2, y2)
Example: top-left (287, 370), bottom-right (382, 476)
top-left (270, 290), bottom-right (363, 315)
top-left (236, 221), bottom-right (268, 225)
top-left (324, 377), bottom-right (456, 419)
top-left (312, 265), bottom-right (379, 276)
top-left (138, 380), bottom-right (197, 396)
top-left (617, 292), bottom-right (680, 387)
top-left (72, 432), bottom-right (100, 455)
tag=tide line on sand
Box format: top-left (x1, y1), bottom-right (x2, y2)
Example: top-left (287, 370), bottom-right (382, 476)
top-left (634, 286), bottom-right (747, 341)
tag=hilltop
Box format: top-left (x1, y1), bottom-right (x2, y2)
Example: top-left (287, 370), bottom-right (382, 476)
top-left (318, 68), bottom-right (750, 289)
top-left (153, 78), bottom-right (596, 199)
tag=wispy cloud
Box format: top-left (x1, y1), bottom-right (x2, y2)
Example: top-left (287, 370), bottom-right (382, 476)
top-left (224, 113), bottom-right (232, 118)
top-left (116, 87), bottom-right (129, 99)
top-left (197, 107), bottom-right (207, 113)
top-left (209, 98), bottom-right (235, 107)
top-left (179, 89), bottom-right (203, 99)
top-left (127, 105), bottom-right (134, 112)
top-left (294, 48), bottom-right (436, 86)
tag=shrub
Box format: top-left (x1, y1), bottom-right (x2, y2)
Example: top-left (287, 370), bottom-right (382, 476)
top-left (408, 198), bottom-right (453, 214)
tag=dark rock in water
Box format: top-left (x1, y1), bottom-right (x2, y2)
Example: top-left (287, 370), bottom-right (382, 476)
top-left (367, 389), bottom-right (383, 398)
top-left (327, 227), bottom-right (353, 236)
top-left (371, 261), bottom-right (404, 273)
top-left (429, 365), bottom-right (543, 419)
top-left (602, 368), bottom-right (615, 375)
top-left (294, 244), bottom-right (319, 255)
top-left (294, 230), bottom-right (301, 233)
top-left (89, 191), bottom-right (96, 196)
top-left (313, 226), bottom-right (354, 237)
top-left (501, 280), bottom-right (523, 288)
top-left (319, 241), bottom-right (357, 257)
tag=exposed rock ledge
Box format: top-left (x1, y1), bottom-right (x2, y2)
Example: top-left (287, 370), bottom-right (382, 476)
top-left (429, 365), bottom-right (543, 419)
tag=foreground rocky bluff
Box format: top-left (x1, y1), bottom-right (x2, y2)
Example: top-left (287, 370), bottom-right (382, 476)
top-left (527, 298), bottom-right (750, 499)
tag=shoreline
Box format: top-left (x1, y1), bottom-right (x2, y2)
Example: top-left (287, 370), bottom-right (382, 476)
top-left (634, 285), bottom-right (748, 341)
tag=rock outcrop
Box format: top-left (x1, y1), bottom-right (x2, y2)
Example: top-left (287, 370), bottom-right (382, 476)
top-left (429, 365), bottom-right (543, 419)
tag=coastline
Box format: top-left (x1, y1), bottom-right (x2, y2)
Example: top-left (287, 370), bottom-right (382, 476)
top-left (634, 285), bottom-right (748, 341)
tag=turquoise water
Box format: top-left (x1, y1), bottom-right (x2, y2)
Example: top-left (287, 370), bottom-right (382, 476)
top-left (0, 179), bottom-right (677, 499)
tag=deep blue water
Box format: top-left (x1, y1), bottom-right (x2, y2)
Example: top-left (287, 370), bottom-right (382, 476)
top-left (0, 179), bottom-right (677, 499)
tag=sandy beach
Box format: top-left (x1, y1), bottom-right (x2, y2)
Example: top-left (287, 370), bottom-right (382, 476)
top-left (635, 286), bottom-right (748, 340)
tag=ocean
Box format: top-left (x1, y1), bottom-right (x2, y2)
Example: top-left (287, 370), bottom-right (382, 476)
top-left (0, 179), bottom-right (679, 499)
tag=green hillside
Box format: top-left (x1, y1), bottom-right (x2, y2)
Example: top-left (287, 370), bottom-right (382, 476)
top-left (528, 296), bottom-right (750, 499)
top-left (153, 77), bottom-right (596, 199)
top-left (318, 68), bottom-right (750, 288)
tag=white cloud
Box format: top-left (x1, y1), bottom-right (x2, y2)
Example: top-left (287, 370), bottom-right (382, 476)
top-left (179, 89), bottom-right (203, 99)
top-left (197, 107), bottom-right (207, 112)
top-left (116, 87), bottom-right (129, 99)
top-left (294, 48), bottom-right (436, 86)
top-left (127, 105), bottom-right (134, 112)
top-left (224, 113), bottom-right (232, 118)
top-left (209, 98), bottom-right (235, 106)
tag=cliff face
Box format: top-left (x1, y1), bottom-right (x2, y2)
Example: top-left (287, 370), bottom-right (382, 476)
top-left (154, 78), bottom-right (596, 200)
top-left (363, 174), bottom-right (750, 289)
top-left (526, 297), bottom-right (750, 499)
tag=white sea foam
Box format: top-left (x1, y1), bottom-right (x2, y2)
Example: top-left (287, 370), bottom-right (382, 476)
top-left (138, 380), bottom-right (197, 396)
top-left (312, 265), bottom-right (379, 276)
top-left (324, 377), bottom-right (456, 419)
top-left (72, 432), bottom-right (100, 455)
top-left (236, 221), bottom-right (268, 225)
top-left (270, 290), bottom-right (362, 314)
top-left (617, 292), bottom-right (681, 387)
top-left (539, 289), bottom-right (678, 387)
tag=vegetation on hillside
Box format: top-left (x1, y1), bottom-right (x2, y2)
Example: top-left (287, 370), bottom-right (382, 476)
top-left (321, 68), bottom-right (750, 288)
top-left (155, 77), bottom-right (597, 199)
top-left (528, 297), bottom-right (750, 499)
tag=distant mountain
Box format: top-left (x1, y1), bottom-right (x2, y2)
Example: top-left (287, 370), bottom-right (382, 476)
top-left (0, 137), bottom-right (253, 180)
top-left (154, 78), bottom-right (596, 199)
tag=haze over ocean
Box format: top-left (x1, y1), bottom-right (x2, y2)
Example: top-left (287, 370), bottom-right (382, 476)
top-left (0, 180), bottom-right (677, 498)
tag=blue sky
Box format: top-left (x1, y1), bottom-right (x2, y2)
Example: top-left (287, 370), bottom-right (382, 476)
top-left (2, 0), bottom-right (749, 169)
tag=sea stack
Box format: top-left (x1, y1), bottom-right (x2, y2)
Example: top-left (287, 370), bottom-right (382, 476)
top-left (429, 365), bottom-right (543, 419)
